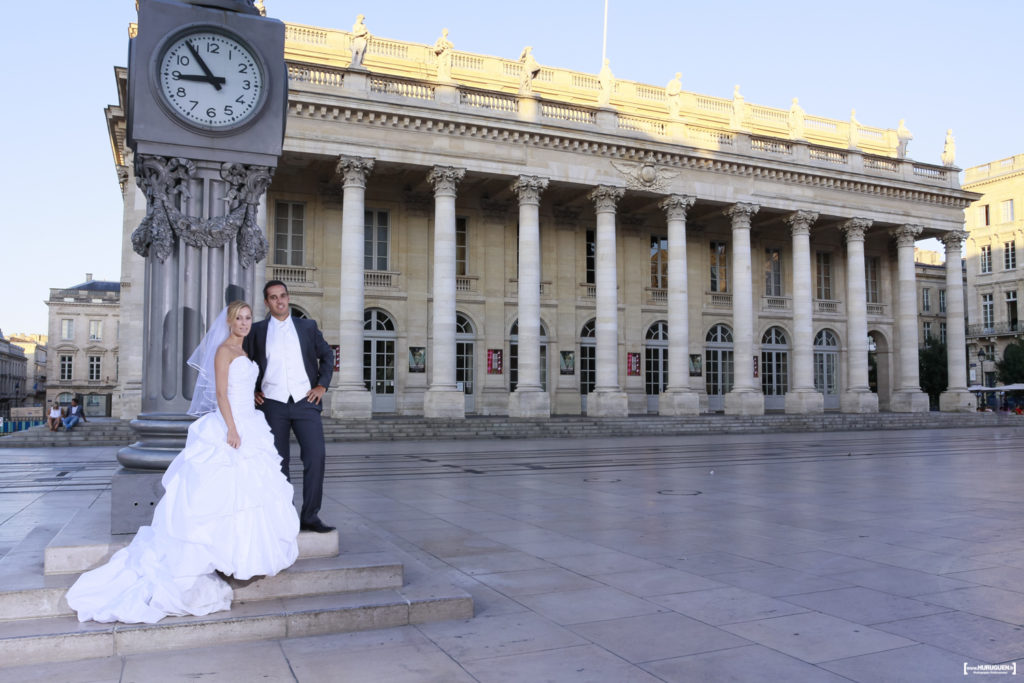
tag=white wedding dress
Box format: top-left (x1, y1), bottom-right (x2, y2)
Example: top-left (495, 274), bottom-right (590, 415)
top-left (67, 357), bottom-right (299, 624)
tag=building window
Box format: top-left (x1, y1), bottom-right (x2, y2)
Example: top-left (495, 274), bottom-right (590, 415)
top-left (60, 355), bottom-right (73, 381)
top-left (88, 320), bottom-right (102, 341)
top-left (923, 322), bottom-right (932, 341)
top-left (764, 247), bottom-right (782, 297)
top-left (274, 201), bottom-right (305, 266)
top-left (61, 319), bottom-right (74, 341)
top-left (982, 293), bottom-right (994, 330)
top-left (980, 245), bottom-right (992, 274)
top-left (710, 241), bottom-right (728, 292)
top-left (922, 288), bottom-right (931, 312)
top-left (865, 257), bottom-right (880, 304)
top-left (1005, 241), bottom-right (1017, 270)
top-left (88, 355), bottom-right (101, 381)
top-left (1002, 199), bottom-right (1015, 223)
top-left (940, 322), bottom-right (947, 345)
top-left (456, 217), bottom-right (468, 277)
top-left (939, 289), bottom-right (946, 313)
top-left (981, 205), bottom-right (990, 226)
top-left (585, 230), bottom-right (595, 285)
top-left (816, 252), bottom-right (833, 300)
top-left (1007, 291), bottom-right (1019, 330)
top-left (650, 235), bottom-right (668, 289)
top-left (364, 209), bottom-right (390, 271)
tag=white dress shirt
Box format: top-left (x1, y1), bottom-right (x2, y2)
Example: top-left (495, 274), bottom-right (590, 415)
top-left (262, 316), bottom-right (312, 403)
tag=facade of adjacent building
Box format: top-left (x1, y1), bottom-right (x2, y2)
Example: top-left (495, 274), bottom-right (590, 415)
top-left (0, 330), bottom-right (28, 419)
top-left (914, 248), bottom-right (951, 347)
top-left (45, 276), bottom-right (121, 416)
top-left (963, 155), bottom-right (1024, 387)
top-left (8, 334), bottom-right (47, 407)
top-left (108, 15), bottom-right (978, 418)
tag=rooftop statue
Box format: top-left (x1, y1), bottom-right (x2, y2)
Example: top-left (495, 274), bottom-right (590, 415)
top-left (665, 72), bottom-right (682, 118)
top-left (941, 129), bottom-right (956, 166)
top-left (849, 108), bottom-right (861, 148)
top-left (788, 97), bottom-right (805, 140)
top-left (896, 119), bottom-right (913, 158)
top-left (730, 85), bottom-right (746, 130)
top-left (597, 59), bottom-right (614, 107)
top-left (434, 28), bottom-right (454, 82)
top-left (518, 46), bottom-right (540, 95)
top-left (350, 14), bottom-right (370, 69)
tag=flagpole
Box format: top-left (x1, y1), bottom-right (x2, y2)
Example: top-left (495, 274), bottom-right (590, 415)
top-left (602, 0), bottom-right (608, 64)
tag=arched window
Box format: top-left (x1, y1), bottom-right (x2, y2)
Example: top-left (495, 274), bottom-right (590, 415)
top-left (705, 324), bottom-right (734, 410)
top-left (814, 328), bottom-right (840, 406)
top-left (455, 313), bottom-right (475, 404)
top-left (760, 326), bottom-right (789, 401)
top-left (363, 309), bottom-right (396, 411)
top-left (645, 320), bottom-right (669, 397)
top-left (579, 319), bottom-right (596, 395)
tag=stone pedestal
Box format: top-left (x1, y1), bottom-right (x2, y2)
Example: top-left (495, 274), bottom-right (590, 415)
top-left (784, 389), bottom-right (824, 414)
top-left (424, 388), bottom-right (465, 418)
top-left (587, 391), bottom-right (628, 417)
top-left (840, 390), bottom-right (879, 413)
top-left (939, 389), bottom-right (976, 413)
top-left (508, 390), bottom-right (551, 418)
top-left (725, 390), bottom-right (764, 416)
top-left (329, 389), bottom-right (372, 419)
top-left (658, 389), bottom-right (700, 416)
top-left (890, 390), bottom-right (930, 413)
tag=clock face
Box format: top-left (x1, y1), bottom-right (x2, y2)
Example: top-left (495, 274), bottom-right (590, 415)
top-left (157, 28), bottom-right (265, 131)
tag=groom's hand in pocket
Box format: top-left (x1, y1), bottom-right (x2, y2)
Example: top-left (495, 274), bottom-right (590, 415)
top-left (306, 386), bottom-right (326, 405)
top-left (254, 391), bottom-right (265, 406)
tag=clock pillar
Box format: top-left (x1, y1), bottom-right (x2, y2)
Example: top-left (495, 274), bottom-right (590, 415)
top-left (112, 0), bottom-right (286, 533)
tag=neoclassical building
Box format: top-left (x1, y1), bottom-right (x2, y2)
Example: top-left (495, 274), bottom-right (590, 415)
top-left (109, 15), bottom-right (978, 418)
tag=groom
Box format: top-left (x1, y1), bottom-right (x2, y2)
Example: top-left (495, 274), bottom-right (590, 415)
top-left (245, 280), bottom-right (336, 533)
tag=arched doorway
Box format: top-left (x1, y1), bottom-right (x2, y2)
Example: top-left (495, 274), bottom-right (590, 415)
top-left (814, 328), bottom-right (840, 411)
top-left (761, 326), bottom-right (790, 410)
top-left (509, 319), bottom-right (548, 393)
top-left (868, 330), bottom-right (891, 411)
top-left (364, 308), bottom-right (396, 413)
top-left (579, 319), bottom-right (595, 414)
top-left (645, 320), bottom-right (668, 413)
top-left (705, 324), bottom-right (734, 412)
top-left (456, 312), bottom-right (476, 413)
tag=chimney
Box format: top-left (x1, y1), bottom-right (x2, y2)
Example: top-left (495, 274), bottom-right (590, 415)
top-left (86, 273), bottom-right (93, 282)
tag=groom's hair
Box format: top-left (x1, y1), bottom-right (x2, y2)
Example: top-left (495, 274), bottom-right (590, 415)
top-left (263, 280), bottom-right (288, 301)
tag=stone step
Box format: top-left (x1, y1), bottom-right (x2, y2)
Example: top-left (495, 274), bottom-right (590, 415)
top-left (0, 578), bottom-right (472, 668)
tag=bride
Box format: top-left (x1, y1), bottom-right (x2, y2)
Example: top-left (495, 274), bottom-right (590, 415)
top-left (66, 301), bottom-right (300, 624)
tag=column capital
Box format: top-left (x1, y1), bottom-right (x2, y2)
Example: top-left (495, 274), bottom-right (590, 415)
top-left (784, 210), bottom-right (819, 237)
top-left (588, 185), bottom-right (625, 213)
top-left (724, 202), bottom-right (759, 227)
top-left (335, 156), bottom-right (375, 188)
top-left (840, 217), bottom-right (873, 242)
top-left (427, 166), bottom-right (466, 196)
top-left (940, 229), bottom-right (968, 251)
top-left (891, 224), bottom-right (924, 247)
top-left (659, 194), bottom-right (696, 221)
top-left (511, 175), bottom-right (549, 205)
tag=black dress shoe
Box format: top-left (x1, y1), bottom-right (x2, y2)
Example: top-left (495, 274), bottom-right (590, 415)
top-left (300, 520), bottom-right (336, 533)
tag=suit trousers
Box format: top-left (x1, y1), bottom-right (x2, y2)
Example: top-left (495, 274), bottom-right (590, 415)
top-left (259, 397), bottom-right (326, 526)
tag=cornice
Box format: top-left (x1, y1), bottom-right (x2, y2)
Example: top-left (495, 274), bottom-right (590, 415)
top-left (287, 98), bottom-right (977, 211)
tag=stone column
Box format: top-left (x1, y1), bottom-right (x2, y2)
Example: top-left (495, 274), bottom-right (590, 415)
top-left (587, 185), bottom-right (628, 417)
top-left (939, 231), bottom-right (975, 411)
top-left (424, 166), bottom-right (466, 418)
top-left (890, 224), bottom-right (930, 412)
top-left (839, 218), bottom-right (879, 413)
top-left (658, 195), bottom-right (699, 415)
top-left (330, 156), bottom-right (374, 418)
top-left (509, 176), bottom-right (550, 417)
top-left (784, 210), bottom-right (823, 413)
top-left (724, 202), bottom-right (764, 415)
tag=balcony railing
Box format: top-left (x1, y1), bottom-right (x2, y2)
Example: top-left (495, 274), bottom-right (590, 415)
top-left (762, 296), bottom-right (791, 311)
top-left (815, 299), bottom-right (841, 314)
top-left (706, 292), bottom-right (732, 308)
top-left (365, 271), bottom-right (400, 289)
top-left (866, 303), bottom-right (886, 317)
top-left (967, 321), bottom-right (1020, 339)
top-left (269, 264), bottom-right (318, 287)
top-left (646, 288), bottom-right (667, 306)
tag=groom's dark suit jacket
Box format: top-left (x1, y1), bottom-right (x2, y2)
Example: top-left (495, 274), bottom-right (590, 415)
top-left (244, 316), bottom-right (335, 410)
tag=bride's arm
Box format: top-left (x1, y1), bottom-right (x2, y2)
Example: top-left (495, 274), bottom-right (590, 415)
top-left (215, 346), bottom-right (242, 448)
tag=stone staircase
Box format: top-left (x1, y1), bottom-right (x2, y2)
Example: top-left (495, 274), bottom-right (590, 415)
top-left (0, 495), bottom-right (472, 669)
top-left (1, 412), bottom-right (1018, 449)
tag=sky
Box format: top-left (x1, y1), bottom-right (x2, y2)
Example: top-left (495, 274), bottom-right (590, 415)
top-left (2, 0), bottom-right (1020, 335)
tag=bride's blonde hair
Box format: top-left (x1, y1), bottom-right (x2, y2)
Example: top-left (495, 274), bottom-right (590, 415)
top-left (226, 300), bottom-right (252, 324)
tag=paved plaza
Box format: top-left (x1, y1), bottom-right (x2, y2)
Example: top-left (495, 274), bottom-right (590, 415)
top-left (2, 424), bottom-right (1024, 682)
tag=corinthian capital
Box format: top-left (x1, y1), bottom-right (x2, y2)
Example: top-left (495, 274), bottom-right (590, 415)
top-left (511, 175), bottom-right (549, 205)
top-left (588, 185), bottom-right (625, 213)
top-left (840, 217), bottom-right (873, 242)
top-left (891, 224), bottom-right (924, 247)
top-left (785, 210), bottom-right (818, 237)
top-left (336, 156), bottom-right (375, 188)
top-left (724, 202), bottom-right (759, 227)
top-left (427, 166), bottom-right (466, 196)
top-left (940, 229), bottom-right (968, 251)
top-left (659, 194), bottom-right (695, 221)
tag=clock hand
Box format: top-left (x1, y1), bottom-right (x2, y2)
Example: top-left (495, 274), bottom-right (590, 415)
top-left (185, 40), bottom-right (223, 91)
top-left (177, 73), bottom-right (227, 86)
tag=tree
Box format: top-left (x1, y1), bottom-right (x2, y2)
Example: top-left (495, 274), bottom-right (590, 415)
top-left (918, 339), bottom-right (947, 410)
top-left (997, 339), bottom-right (1024, 384)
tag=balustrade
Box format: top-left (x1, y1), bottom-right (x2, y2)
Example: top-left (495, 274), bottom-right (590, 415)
top-left (864, 156), bottom-right (898, 173)
top-left (540, 102), bottom-right (596, 124)
top-left (369, 77), bottom-right (435, 100)
top-left (815, 299), bottom-right (840, 314)
top-left (809, 147), bottom-right (849, 165)
top-left (706, 292), bottom-right (733, 308)
top-left (750, 138), bottom-right (793, 155)
top-left (646, 288), bottom-right (667, 305)
top-left (288, 63), bottom-right (344, 88)
top-left (270, 264), bottom-right (318, 286)
top-left (762, 296), bottom-right (791, 311)
top-left (967, 321), bottom-right (1020, 338)
top-left (687, 127), bottom-right (735, 147)
top-left (618, 115), bottom-right (666, 136)
top-left (866, 303), bottom-right (886, 317)
top-left (460, 88), bottom-right (518, 112)
top-left (364, 271), bottom-right (399, 289)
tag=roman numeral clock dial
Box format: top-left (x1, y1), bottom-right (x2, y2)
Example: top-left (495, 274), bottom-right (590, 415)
top-left (157, 28), bottom-right (265, 131)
